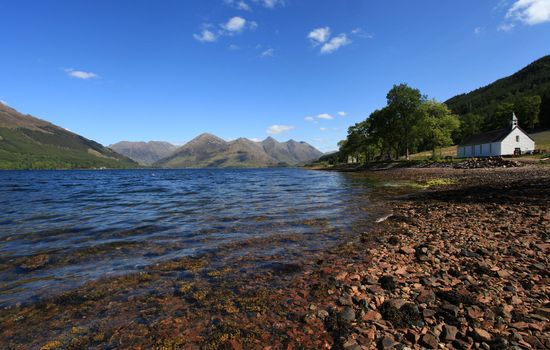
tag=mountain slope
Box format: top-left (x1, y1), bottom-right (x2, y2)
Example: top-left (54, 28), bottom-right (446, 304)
top-left (155, 134), bottom-right (322, 168)
top-left (110, 141), bottom-right (177, 165)
top-left (261, 137), bottom-right (323, 164)
top-left (0, 103), bottom-right (137, 169)
top-left (445, 55), bottom-right (550, 127)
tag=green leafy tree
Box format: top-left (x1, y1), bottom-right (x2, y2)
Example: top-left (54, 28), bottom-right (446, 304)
top-left (514, 95), bottom-right (541, 129)
top-left (417, 101), bottom-right (460, 158)
top-left (485, 102), bottom-right (514, 130)
top-left (386, 84), bottom-right (425, 160)
top-left (339, 120), bottom-right (381, 163)
top-left (456, 113), bottom-right (483, 142)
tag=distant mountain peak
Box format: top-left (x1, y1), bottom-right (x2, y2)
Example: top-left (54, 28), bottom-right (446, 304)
top-left (110, 140), bottom-right (177, 165)
top-left (155, 132), bottom-right (322, 168)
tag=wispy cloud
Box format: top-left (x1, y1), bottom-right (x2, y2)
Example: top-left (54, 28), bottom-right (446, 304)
top-left (253, 0), bottom-right (285, 8)
top-left (321, 34), bottom-right (351, 54)
top-left (308, 27), bottom-right (354, 54)
top-left (195, 17), bottom-right (257, 43)
top-left (193, 29), bottom-right (217, 42)
top-left (498, 22), bottom-right (516, 31)
top-left (317, 113), bottom-right (334, 120)
top-left (65, 68), bottom-right (98, 80)
top-left (350, 27), bottom-right (374, 39)
top-left (337, 111), bottom-right (347, 117)
top-left (506, 0), bottom-right (550, 25)
top-left (474, 27), bottom-right (483, 34)
top-left (304, 116), bottom-right (315, 122)
top-left (249, 137), bottom-right (262, 142)
top-left (308, 27), bottom-right (331, 44)
top-left (224, 0), bottom-right (252, 11)
top-left (267, 124), bottom-right (294, 135)
top-left (223, 16), bottom-right (247, 32)
top-left (498, 0), bottom-right (550, 31)
top-left (261, 48), bottom-right (275, 57)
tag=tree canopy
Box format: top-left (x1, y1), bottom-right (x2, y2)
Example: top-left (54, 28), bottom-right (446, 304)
top-left (338, 84), bottom-right (460, 163)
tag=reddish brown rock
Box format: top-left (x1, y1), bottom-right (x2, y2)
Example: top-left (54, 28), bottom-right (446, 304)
top-left (442, 324), bottom-right (458, 342)
top-left (416, 288), bottom-right (436, 304)
top-left (399, 246), bottom-right (416, 255)
top-left (473, 328), bottom-right (492, 342)
top-left (421, 333), bottom-right (439, 349)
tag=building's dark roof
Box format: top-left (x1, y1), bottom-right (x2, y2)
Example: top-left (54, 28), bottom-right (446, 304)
top-left (458, 128), bottom-right (510, 147)
top-left (458, 126), bottom-right (534, 147)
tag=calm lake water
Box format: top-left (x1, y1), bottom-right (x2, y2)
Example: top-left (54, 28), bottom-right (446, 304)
top-left (0, 169), bottom-right (380, 308)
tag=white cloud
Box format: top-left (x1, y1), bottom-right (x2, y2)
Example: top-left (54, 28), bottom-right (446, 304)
top-left (321, 34), bottom-right (351, 54)
top-left (267, 124), bottom-right (294, 135)
top-left (498, 22), bottom-right (516, 31)
top-left (304, 116), bottom-right (315, 122)
top-left (193, 29), bottom-right (217, 42)
top-left (249, 137), bottom-right (262, 142)
top-left (474, 27), bottom-right (482, 34)
top-left (65, 69), bottom-right (98, 79)
top-left (223, 16), bottom-right (247, 32)
top-left (506, 0), bottom-right (550, 25)
top-left (254, 0), bottom-right (285, 8)
top-left (308, 27), bottom-right (331, 44)
top-left (317, 113), bottom-right (334, 120)
top-left (319, 127), bottom-right (328, 131)
top-left (337, 111), bottom-right (347, 117)
top-left (228, 44), bottom-right (240, 50)
top-left (195, 17), bottom-right (256, 43)
top-left (261, 48), bottom-right (275, 57)
top-left (0, 99), bottom-right (7, 106)
top-left (224, 0), bottom-right (252, 11)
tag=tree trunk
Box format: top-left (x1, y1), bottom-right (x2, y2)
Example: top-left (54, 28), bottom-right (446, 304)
top-left (406, 147), bottom-right (410, 161)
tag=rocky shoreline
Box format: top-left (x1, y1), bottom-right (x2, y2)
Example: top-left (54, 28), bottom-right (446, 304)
top-left (285, 166), bottom-right (549, 349)
top-left (1, 166), bottom-right (548, 349)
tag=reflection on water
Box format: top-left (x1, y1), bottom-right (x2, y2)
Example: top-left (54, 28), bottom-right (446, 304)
top-left (0, 168), bottom-right (378, 307)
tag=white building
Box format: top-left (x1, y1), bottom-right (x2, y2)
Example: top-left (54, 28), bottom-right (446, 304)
top-left (457, 113), bottom-right (535, 158)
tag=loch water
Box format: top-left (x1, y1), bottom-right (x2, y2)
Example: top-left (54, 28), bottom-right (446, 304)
top-left (0, 168), bottom-right (380, 307)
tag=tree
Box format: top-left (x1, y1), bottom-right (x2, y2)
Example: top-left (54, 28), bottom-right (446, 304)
top-left (386, 84), bottom-right (425, 160)
top-left (541, 89), bottom-right (550, 128)
top-left (514, 95), bottom-right (541, 130)
top-left (456, 113), bottom-right (483, 143)
top-left (339, 119), bottom-right (382, 163)
top-left (417, 101), bottom-right (460, 158)
top-left (485, 102), bottom-right (514, 130)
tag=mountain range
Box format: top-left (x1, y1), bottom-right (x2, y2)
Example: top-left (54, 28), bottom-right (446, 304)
top-left (109, 141), bottom-right (177, 165)
top-left (114, 134), bottom-right (323, 168)
top-left (0, 103), bottom-right (322, 169)
top-left (0, 103), bottom-right (137, 169)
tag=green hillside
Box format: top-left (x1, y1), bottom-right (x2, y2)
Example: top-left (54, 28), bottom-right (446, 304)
top-left (0, 104), bottom-right (137, 170)
top-left (445, 55), bottom-right (550, 139)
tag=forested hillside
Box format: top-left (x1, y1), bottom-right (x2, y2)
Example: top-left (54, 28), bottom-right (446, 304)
top-left (446, 55), bottom-right (550, 140)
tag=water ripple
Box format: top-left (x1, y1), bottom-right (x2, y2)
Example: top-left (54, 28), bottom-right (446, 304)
top-left (0, 168), bottom-right (377, 307)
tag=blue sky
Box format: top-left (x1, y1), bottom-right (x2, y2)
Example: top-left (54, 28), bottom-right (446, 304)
top-left (1, 0), bottom-right (549, 152)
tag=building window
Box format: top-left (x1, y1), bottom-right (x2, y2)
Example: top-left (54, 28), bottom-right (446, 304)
top-left (516, 135), bottom-right (520, 142)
